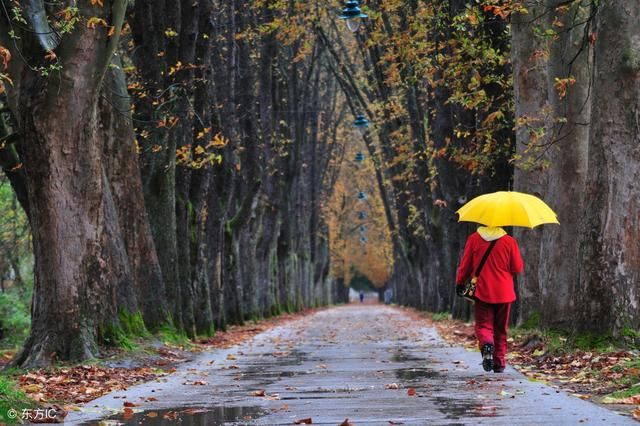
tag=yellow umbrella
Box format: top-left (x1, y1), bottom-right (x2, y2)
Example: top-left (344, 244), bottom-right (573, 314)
top-left (456, 191), bottom-right (559, 228)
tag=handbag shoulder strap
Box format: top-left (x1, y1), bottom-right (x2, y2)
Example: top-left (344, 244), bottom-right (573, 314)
top-left (474, 239), bottom-right (498, 277)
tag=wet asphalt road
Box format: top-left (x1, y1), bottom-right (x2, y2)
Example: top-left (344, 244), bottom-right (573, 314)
top-left (66, 305), bottom-right (637, 425)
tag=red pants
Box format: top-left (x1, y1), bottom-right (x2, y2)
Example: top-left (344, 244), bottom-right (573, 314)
top-left (474, 300), bottom-right (512, 369)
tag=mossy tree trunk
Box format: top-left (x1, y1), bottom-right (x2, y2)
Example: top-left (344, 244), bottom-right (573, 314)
top-left (2, 0), bottom-right (135, 367)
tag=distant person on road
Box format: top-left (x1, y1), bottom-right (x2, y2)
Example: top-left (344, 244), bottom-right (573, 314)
top-left (384, 288), bottom-right (393, 305)
top-left (359, 291), bottom-right (364, 303)
top-left (455, 226), bottom-right (523, 373)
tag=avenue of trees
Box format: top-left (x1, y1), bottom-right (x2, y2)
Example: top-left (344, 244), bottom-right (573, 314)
top-left (0, 0), bottom-right (638, 367)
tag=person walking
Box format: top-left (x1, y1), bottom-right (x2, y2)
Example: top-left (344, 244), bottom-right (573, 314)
top-left (455, 226), bottom-right (523, 373)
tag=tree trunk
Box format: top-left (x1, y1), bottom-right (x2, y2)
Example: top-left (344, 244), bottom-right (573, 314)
top-left (101, 59), bottom-right (169, 331)
top-left (4, 0), bottom-right (132, 367)
top-left (511, 4), bottom-right (551, 325)
top-left (578, 0), bottom-right (640, 333)
top-left (537, 0), bottom-right (591, 329)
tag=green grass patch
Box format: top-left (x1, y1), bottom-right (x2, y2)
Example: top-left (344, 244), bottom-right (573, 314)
top-left (510, 327), bottom-right (617, 354)
top-left (100, 322), bottom-right (138, 351)
top-left (431, 312), bottom-right (451, 322)
top-left (118, 310), bottom-right (150, 339)
top-left (520, 312), bottom-right (540, 330)
top-left (621, 326), bottom-right (640, 349)
top-left (610, 357), bottom-right (640, 386)
top-left (509, 327), bottom-right (568, 354)
top-left (572, 332), bottom-right (615, 352)
top-left (157, 323), bottom-right (192, 348)
top-left (606, 383), bottom-right (640, 399)
top-left (270, 304), bottom-right (282, 318)
top-left (0, 291), bottom-right (31, 349)
top-left (99, 310), bottom-right (150, 351)
top-left (0, 376), bottom-right (34, 425)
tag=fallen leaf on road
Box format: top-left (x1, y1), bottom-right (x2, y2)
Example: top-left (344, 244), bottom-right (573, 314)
top-left (147, 412), bottom-right (158, 418)
top-left (123, 408), bottom-right (134, 420)
top-left (388, 421), bottom-right (405, 425)
top-left (163, 411), bottom-right (179, 420)
top-left (182, 380), bottom-right (207, 386)
top-left (632, 408), bottom-right (640, 420)
top-left (250, 389), bottom-right (266, 397)
top-left (385, 383), bottom-right (399, 389)
top-left (23, 383), bottom-right (44, 393)
top-left (339, 419), bottom-right (353, 426)
top-left (271, 404), bottom-right (290, 412)
top-left (294, 418), bottom-right (313, 424)
top-left (123, 401), bottom-right (138, 407)
top-left (227, 354), bottom-right (237, 360)
top-left (316, 364), bottom-right (328, 369)
top-left (407, 388), bottom-right (416, 396)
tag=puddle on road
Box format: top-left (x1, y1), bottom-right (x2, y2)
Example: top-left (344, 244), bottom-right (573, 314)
top-left (84, 406), bottom-right (267, 426)
top-left (233, 349), bottom-right (313, 387)
top-left (391, 348), bottom-right (425, 363)
top-left (239, 369), bottom-right (308, 380)
top-left (395, 367), bottom-right (440, 381)
top-left (433, 396), bottom-right (502, 420)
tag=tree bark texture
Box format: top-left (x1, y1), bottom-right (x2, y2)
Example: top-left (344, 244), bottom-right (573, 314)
top-left (3, 0), bottom-right (134, 367)
top-left (578, 0), bottom-right (640, 333)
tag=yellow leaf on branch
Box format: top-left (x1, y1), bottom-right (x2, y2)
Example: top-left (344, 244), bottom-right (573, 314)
top-left (87, 17), bottom-right (108, 29)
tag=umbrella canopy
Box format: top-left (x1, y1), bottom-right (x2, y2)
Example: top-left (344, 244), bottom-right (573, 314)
top-left (456, 191), bottom-right (559, 228)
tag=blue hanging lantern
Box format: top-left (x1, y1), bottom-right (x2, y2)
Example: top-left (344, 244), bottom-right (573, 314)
top-left (358, 211), bottom-right (366, 220)
top-left (358, 191), bottom-right (367, 201)
top-left (359, 235), bottom-right (368, 244)
top-left (353, 114), bottom-right (370, 134)
top-left (359, 225), bottom-right (367, 233)
top-left (355, 152), bottom-right (365, 163)
top-left (339, 1), bottom-right (368, 32)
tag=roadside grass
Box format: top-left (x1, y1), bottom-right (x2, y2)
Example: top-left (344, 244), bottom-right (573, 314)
top-left (0, 375), bottom-right (34, 425)
top-left (431, 312), bottom-right (451, 322)
top-left (157, 323), bottom-right (197, 349)
top-left (608, 383), bottom-right (640, 400)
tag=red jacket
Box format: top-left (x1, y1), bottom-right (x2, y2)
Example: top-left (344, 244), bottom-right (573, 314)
top-left (456, 232), bottom-right (524, 304)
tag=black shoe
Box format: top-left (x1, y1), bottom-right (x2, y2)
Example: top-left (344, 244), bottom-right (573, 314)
top-left (481, 343), bottom-right (494, 372)
top-left (493, 366), bottom-right (505, 373)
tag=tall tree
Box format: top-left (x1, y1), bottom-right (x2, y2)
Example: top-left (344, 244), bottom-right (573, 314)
top-left (578, 0), bottom-right (640, 333)
top-left (1, 0), bottom-right (143, 367)
top-left (536, 0), bottom-right (591, 328)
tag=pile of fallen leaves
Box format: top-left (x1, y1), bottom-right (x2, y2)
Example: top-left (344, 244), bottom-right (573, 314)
top-left (18, 364), bottom-right (163, 406)
top-left (431, 314), bottom-right (640, 420)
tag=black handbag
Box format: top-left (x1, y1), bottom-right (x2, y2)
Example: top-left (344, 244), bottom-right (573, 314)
top-left (462, 239), bottom-right (498, 302)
